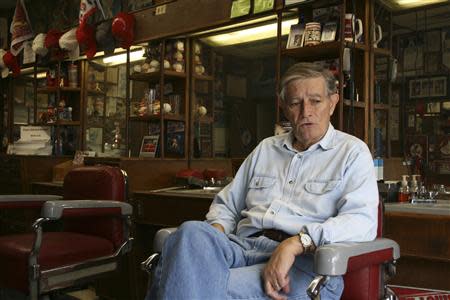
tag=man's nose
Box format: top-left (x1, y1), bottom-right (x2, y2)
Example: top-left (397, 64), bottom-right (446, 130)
top-left (300, 101), bottom-right (313, 116)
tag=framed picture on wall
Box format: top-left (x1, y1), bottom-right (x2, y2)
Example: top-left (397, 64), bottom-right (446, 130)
top-left (409, 76), bottom-right (447, 98)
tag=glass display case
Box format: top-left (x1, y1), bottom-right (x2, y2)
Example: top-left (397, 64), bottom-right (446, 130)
top-left (84, 56), bottom-right (128, 157)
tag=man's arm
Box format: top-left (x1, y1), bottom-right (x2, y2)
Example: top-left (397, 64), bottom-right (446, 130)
top-left (211, 223), bottom-right (225, 233)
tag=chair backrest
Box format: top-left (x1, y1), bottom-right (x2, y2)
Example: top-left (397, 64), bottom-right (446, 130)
top-left (62, 165), bottom-right (127, 248)
top-left (341, 200), bottom-right (384, 300)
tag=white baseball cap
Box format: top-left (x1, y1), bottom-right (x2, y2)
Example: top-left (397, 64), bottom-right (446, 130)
top-left (32, 33), bottom-right (48, 57)
top-left (59, 28), bottom-right (80, 60)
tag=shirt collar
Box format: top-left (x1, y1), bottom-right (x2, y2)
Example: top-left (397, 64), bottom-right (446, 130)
top-left (281, 123), bottom-right (336, 153)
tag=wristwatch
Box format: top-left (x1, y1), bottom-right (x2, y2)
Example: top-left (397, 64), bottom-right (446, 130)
top-left (298, 231), bottom-right (314, 253)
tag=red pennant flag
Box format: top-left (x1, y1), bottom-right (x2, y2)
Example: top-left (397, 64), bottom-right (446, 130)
top-left (10, 0), bottom-right (33, 56)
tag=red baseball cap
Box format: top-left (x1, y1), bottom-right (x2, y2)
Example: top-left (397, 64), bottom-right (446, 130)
top-left (111, 12), bottom-right (135, 49)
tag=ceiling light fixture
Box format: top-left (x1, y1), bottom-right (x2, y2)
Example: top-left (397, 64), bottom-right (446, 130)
top-left (103, 48), bottom-right (145, 65)
top-left (382, 0), bottom-right (447, 9)
top-left (203, 18), bottom-right (298, 47)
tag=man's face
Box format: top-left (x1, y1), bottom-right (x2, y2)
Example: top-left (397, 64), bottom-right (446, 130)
top-left (282, 77), bottom-right (338, 151)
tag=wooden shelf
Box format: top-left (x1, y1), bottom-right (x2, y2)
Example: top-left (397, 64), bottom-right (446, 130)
top-left (282, 41), bottom-right (341, 61)
top-left (129, 114), bottom-right (186, 122)
top-left (282, 41), bottom-right (368, 61)
top-left (374, 103), bottom-right (390, 110)
top-left (37, 120), bottom-right (81, 126)
top-left (129, 70), bottom-right (186, 82)
top-left (60, 87), bottom-right (81, 92)
top-left (86, 89), bottom-right (106, 96)
top-left (373, 47), bottom-right (391, 57)
top-left (343, 99), bottom-right (366, 108)
top-left (37, 87), bottom-right (81, 93)
top-left (163, 114), bottom-right (185, 121)
top-left (129, 115), bottom-right (161, 121)
top-left (193, 74), bottom-right (214, 81)
top-left (56, 120), bottom-right (80, 126)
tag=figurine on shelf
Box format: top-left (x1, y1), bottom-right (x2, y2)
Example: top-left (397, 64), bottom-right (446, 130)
top-left (57, 98), bottom-right (66, 120)
top-left (46, 68), bottom-right (57, 87)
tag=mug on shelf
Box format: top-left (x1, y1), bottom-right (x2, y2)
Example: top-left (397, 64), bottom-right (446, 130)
top-left (344, 13), bottom-right (363, 42)
top-left (372, 23), bottom-right (383, 48)
top-left (303, 22), bottom-right (322, 46)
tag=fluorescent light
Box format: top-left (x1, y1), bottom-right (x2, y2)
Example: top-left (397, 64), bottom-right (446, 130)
top-left (385, 0), bottom-right (447, 9)
top-left (103, 49), bottom-right (145, 65)
top-left (203, 18), bottom-right (298, 46)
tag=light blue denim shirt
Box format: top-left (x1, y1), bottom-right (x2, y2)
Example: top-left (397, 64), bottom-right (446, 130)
top-left (206, 124), bottom-right (378, 247)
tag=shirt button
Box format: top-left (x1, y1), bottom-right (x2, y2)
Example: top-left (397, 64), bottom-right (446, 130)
top-left (270, 210), bottom-right (275, 215)
top-left (289, 180), bottom-right (294, 184)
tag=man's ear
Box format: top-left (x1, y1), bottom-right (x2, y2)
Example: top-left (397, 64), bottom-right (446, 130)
top-left (329, 93), bottom-right (339, 116)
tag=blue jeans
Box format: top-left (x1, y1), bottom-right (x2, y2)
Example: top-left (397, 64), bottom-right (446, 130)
top-left (147, 221), bottom-right (343, 300)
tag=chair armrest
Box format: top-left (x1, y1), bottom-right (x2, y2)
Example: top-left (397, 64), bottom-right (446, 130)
top-left (154, 227), bottom-right (178, 252)
top-left (0, 194), bottom-right (63, 209)
top-left (314, 238), bottom-right (400, 276)
top-left (41, 200), bottom-right (133, 220)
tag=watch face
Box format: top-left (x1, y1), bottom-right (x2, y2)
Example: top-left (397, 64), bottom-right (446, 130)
top-left (300, 233), bottom-right (312, 247)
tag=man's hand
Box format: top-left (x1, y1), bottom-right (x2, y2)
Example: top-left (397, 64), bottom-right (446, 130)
top-left (262, 236), bottom-right (304, 300)
top-left (211, 223), bottom-right (225, 233)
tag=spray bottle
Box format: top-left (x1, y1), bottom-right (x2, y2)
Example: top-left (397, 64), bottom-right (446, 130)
top-left (398, 175), bottom-right (410, 203)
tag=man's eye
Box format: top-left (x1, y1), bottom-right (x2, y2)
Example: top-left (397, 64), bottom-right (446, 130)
top-left (289, 102), bottom-right (300, 107)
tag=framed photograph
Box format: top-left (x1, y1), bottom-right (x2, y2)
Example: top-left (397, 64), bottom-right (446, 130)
top-left (409, 76), bottom-right (447, 98)
top-left (286, 24), bottom-right (305, 49)
top-left (139, 135), bottom-right (159, 157)
top-left (321, 21), bottom-right (337, 42)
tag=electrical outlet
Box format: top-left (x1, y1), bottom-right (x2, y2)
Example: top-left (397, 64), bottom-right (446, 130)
top-left (155, 4), bottom-right (167, 15)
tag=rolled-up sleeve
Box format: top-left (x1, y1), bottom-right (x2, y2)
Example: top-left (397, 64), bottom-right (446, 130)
top-left (205, 148), bottom-right (258, 234)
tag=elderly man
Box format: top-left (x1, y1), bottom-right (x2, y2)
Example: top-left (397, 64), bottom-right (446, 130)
top-left (147, 62), bottom-right (378, 300)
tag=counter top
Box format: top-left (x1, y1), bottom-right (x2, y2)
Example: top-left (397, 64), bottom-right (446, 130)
top-left (134, 186), bottom-right (221, 200)
top-left (385, 200), bottom-right (450, 216)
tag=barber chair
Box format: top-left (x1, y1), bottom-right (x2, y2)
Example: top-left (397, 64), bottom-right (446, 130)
top-left (0, 165), bottom-right (133, 300)
top-left (142, 201), bottom-right (399, 300)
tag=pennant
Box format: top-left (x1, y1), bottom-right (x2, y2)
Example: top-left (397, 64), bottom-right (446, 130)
top-left (10, 0), bottom-right (33, 56)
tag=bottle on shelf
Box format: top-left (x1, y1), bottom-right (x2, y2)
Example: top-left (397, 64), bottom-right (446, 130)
top-left (398, 175), bottom-right (410, 203)
top-left (410, 174), bottom-right (420, 200)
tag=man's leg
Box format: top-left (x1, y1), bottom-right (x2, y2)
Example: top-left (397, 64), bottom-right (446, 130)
top-left (147, 221), bottom-right (248, 300)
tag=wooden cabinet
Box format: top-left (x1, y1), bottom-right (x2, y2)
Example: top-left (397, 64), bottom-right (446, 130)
top-left (30, 61), bottom-right (83, 156)
top-left (128, 39), bottom-right (189, 158)
top-left (84, 60), bottom-right (127, 157)
top-left (190, 40), bottom-right (216, 158)
top-left (370, 1), bottom-right (395, 158)
top-left (278, 0), bottom-right (371, 144)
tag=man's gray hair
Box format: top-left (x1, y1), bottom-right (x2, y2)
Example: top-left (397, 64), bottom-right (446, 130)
top-left (279, 62), bottom-right (337, 101)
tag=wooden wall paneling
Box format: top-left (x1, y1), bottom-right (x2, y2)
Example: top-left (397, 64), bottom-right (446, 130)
top-left (120, 159), bottom-right (188, 192)
top-left (133, 0), bottom-right (284, 43)
top-left (21, 156), bottom-right (70, 193)
top-left (189, 159), bottom-right (233, 176)
top-left (384, 212), bottom-right (450, 290)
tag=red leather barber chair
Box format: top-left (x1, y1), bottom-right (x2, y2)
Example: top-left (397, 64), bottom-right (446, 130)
top-left (0, 165), bottom-right (133, 300)
top-left (142, 201), bottom-right (399, 300)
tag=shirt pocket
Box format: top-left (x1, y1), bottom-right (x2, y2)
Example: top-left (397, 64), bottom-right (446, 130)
top-left (304, 179), bottom-right (341, 195)
top-left (246, 176), bottom-right (276, 206)
top-left (249, 176), bottom-right (276, 189)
